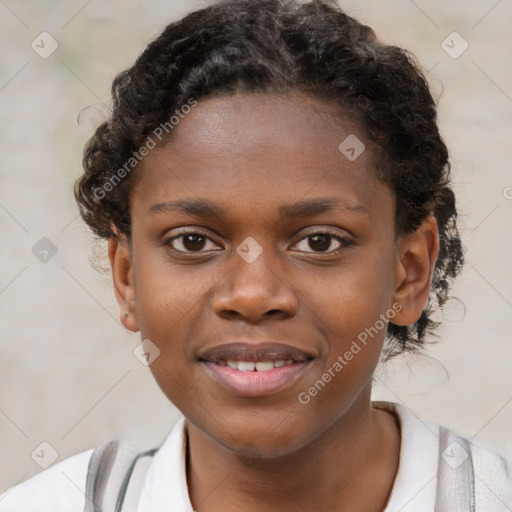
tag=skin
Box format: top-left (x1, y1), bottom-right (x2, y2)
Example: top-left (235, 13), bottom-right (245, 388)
top-left (109, 92), bottom-right (439, 512)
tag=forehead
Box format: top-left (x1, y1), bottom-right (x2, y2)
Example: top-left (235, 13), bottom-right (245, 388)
top-left (132, 92), bottom-right (393, 225)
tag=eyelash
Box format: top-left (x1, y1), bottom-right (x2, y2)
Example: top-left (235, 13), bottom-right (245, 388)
top-left (164, 228), bottom-right (353, 256)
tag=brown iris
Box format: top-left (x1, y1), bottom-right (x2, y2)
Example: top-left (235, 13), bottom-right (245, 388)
top-left (308, 234), bottom-right (331, 252)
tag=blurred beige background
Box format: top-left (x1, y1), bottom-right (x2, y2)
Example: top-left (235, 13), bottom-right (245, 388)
top-left (1, 0), bottom-right (511, 493)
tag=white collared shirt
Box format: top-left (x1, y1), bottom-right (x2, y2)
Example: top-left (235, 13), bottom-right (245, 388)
top-left (1, 401), bottom-right (510, 511)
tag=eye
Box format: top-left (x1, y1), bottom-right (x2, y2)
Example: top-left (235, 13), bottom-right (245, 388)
top-left (292, 230), bottom-right (352, 254)
top-left (165, 230), bottom-right (220, 253)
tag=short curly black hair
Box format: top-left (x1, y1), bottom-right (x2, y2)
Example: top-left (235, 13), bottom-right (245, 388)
top-left (75, 0), bottom-right (464, 359)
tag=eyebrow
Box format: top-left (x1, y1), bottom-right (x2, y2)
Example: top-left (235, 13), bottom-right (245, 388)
top-left (148, 197), bottom-right (368, 219)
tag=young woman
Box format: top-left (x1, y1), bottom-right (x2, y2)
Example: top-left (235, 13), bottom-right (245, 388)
top-left (2, 0), bottom-right (511, 510)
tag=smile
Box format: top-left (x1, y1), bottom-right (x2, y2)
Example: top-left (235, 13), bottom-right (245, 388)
top-left (217, 359), bottom-right (294, 371)
top-left (200, 359), bottom-right (312, 397)
top-left (197, 341), bottom-right (315, 397)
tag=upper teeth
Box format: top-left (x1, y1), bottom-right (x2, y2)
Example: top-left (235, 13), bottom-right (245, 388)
top-left (223, 360), bottom-right (293, 371)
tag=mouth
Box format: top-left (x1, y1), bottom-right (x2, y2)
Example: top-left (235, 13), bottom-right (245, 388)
top-left (197, 342), bottom-right (315, 397)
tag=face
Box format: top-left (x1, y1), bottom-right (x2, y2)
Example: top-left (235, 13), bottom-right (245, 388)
top-left (111, 92), bottom-right (433, 457)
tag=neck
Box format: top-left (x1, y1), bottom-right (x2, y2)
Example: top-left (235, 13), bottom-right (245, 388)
top-left (185, 391), bottom-right (400, 512)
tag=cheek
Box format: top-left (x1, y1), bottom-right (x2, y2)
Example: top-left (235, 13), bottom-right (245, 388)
top-left (132, 247), bottom-right (213, 338)
top-left (312, 254), bottom-right (395, 339)
top-left (302, 245), bottom-right (396, 396)
top-left (130, 257), bottom-right (196, 383)
top-left (295, 277), bottom-right (392, 426)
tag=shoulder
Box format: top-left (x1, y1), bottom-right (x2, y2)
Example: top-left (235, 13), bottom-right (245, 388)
top-left (374, 401), bottom-right (512, 511)
top-left (0, 421), bottom-right (185, 512)
top-left (0, 448), bottom-right (93, 512)
top-left (467, 436), bottom-right (512, 508)
top-left (426, 415), bottom-right (512, 509)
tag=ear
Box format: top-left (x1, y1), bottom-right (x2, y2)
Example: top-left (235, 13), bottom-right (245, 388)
top-left (391, 215), bottom-right (440, 326)
top-left (108, 229), bottom-right (139, 332)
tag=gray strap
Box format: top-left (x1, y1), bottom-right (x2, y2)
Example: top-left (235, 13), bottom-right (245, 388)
top-left (84, 440), bottom-right (119, 512)
top-left (83, 440), bottom-right (158, 512)
top-left (115, 448), bottom-right (158, 512)
top-left (434, 426), bottom-right (476, 511)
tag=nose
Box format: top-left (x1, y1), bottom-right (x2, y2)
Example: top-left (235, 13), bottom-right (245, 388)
top-left (211, 247), bottom-right (299, 324)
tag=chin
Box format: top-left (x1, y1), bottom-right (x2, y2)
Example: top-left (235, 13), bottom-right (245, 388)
top-left (206, 418), bottom-right (314, 459)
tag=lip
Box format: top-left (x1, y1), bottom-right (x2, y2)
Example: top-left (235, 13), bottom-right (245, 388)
top-left (197, 341), bottom-right (315, 363)
top-left (202, 360), bottom-right (311, 397)
top-left (197, 342), bottom-right (315, 397)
